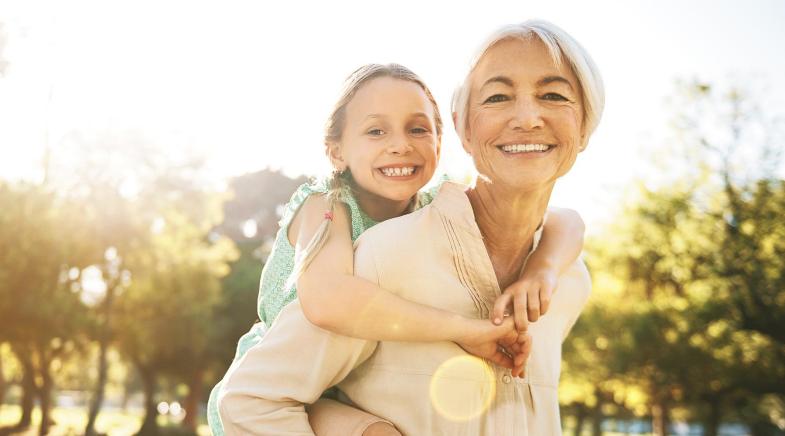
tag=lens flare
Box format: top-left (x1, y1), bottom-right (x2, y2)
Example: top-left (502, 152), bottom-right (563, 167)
top-left (429, 355), bottom-right (496, 422)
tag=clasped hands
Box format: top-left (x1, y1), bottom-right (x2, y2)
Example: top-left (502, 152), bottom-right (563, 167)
top-left (456, 269), bottom-right (557, 378)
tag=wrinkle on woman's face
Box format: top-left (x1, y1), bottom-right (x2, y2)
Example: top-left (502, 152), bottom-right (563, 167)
top-left (463, 36), bottom-right (584, 192)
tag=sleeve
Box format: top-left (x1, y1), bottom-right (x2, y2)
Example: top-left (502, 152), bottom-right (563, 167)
top-left (217, 299), bottom-right (378, 436)
top-left (560, 258), bottom-right (592, 342)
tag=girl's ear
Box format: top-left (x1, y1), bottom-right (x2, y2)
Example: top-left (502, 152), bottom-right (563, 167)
top-left (326, 141), bottom-right (347, 172)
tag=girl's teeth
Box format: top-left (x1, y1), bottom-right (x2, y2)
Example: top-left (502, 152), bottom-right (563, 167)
top-left (381, 167), bottom-right (415, 177)
top-left (500, 144), bottom-right (551, 153)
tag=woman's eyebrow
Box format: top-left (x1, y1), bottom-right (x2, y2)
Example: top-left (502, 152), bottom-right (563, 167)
top-left (538, 75), bottom-right (574, 90)
top-left (481, 76), bottom-right (514, 89)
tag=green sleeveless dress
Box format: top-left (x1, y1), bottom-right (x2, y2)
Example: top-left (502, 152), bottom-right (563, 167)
top-left (206, 177), bottom-right (440, 435)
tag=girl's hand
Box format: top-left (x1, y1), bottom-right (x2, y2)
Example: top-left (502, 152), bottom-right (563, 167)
top-left (492, 268), bottom-right (559, 333)
top-left (455, 317), bottom-right (532, 376)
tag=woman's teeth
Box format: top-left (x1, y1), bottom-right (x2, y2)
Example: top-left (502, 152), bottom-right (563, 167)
top-left (380, 167), bottom-right (415, 177)
top-left (500, 144), bottom-right (552, 153)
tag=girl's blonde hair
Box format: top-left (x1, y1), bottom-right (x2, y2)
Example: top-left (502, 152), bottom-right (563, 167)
top-left (288, 63), bottom-right (442, 288)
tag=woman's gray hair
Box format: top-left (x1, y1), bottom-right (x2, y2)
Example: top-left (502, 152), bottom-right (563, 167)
top-left (451, 20), bottom-right (605, 147)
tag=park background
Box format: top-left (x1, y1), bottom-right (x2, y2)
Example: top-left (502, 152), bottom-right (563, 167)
top-left (1, 0), bottom-right (784, 435)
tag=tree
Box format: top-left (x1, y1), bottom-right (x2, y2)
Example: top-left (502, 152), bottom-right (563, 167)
top-left (112, 171), bottom-right (237, 435)
top-left (0, 182), bottom-right (100, 435)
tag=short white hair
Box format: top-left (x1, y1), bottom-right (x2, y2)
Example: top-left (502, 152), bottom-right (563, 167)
top-left (451, 20), bottom-right (605, 147)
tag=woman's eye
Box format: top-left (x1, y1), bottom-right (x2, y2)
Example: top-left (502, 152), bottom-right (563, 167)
top-left (483, 94), bottom-right (509, 104)
top-left (367, 128), bottom-right (385, 136)
top-left (542, 93), bottom-right (568, 102)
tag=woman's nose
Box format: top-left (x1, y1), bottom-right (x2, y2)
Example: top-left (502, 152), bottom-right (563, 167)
top-left (509, 98), bottom-right (544, 131)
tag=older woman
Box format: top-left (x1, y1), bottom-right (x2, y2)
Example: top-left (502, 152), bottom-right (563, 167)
top-left (218, 20), bottom-right (603, 435)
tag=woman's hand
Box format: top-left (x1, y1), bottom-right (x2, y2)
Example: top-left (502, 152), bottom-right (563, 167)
top-left (492, 267), bottom-right (559, 333)
top-left (455, 317), bottom-right (532, 377)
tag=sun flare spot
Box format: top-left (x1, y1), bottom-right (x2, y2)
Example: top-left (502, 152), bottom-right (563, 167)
top-left (429, 355), bottom-right (496, 422)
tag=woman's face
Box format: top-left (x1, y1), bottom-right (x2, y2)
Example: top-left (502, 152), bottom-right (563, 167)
top-left (463, 37), bottom-right (584, 192)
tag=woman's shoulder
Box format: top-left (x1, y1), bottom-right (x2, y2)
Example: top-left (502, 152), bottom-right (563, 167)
top-left (558, 257), bottom-right (592, 306)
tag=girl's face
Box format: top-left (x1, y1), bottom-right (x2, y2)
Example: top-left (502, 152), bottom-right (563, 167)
top-left (329, 76), bottom-right (440, 214)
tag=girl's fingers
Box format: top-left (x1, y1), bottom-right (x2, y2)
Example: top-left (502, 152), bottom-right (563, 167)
top-left (539, 282), bottom-right (554, 316)
top-left (492, 292), bottom-right (513, 325)
top-left (492, 347), bottom-right (515, 369)
top-left (527, 286), bottom-right (540, 323)
top-left (513, 291), bottom-right (528, 333)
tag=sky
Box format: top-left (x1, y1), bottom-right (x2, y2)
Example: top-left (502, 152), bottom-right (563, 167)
top-left (1, 0), bottom-right (784, 230)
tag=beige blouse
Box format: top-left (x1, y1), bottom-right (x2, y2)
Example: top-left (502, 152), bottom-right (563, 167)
top-left (218, 182), bottom-right (591, 435)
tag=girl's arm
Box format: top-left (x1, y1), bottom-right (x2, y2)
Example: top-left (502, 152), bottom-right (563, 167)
top-left (491, 207), bottom-right (585, 332)
top-left (290, 195), bottom-right (525, 370)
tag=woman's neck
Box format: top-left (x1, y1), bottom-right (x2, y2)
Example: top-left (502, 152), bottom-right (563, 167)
top-left (467, 180), bottom-right (553, 289)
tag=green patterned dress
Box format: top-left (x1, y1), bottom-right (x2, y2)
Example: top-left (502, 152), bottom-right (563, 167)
top-left (206, 177), bottom-right (440, 435)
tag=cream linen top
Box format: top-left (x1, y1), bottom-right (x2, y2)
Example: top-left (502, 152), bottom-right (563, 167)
top-left (218, 182), bottom-right (591, 436)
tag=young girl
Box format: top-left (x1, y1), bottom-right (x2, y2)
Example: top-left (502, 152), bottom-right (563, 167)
top-left (208, 64), bottom-right (585, 435)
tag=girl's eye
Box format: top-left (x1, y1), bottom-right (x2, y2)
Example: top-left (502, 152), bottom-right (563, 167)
top-left (367, 128), bottom-right (385, 136)
top-left (542, 93), bottom-right (568, 102)
top-left (410, 127), bottom-right (430, 135)
top-left (483, 94), bottom-right (509, 104)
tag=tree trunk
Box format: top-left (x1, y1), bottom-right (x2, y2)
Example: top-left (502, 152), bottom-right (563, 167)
top-left (136, 367), bottom-right (159, 436)
top-left (14, 350), bottom-right (37, 430)
top-left (591, 399), bottom-right (603, 436)
top-left (37, 349), bottom-right (54, 436)
top-left (573, 403), bottom-right (587, 436)
top-left (0, 353), bottom-right (5, 405)
top-left (85, 284), bottom-right (116, 436)
top-left (182, 369), bottom-right (203, 431)
top-left (84, 339), bottom-right (109, 436)
top-left (651, 399), bottom-right (670, 436)
top-left (704, 397), bottom-right (722, 436)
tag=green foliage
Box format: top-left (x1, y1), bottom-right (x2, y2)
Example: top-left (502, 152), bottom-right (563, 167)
top-left (561, 81), bottom-right (785, 433)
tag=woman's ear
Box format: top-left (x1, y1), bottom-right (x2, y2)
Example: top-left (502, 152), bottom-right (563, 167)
top-left (326, 141), bottom-right (347, 172)
top-left (578, 131), bottom-right (588, 153)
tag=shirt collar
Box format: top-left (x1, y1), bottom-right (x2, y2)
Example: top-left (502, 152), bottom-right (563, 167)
top-left (432, 181), bottom-right (546, 252)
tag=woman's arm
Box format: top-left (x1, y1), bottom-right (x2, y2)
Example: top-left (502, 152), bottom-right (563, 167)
top-left (491, 207), bottom-right (585, 332)
top-left (290, 195), bottom-right (524, 370)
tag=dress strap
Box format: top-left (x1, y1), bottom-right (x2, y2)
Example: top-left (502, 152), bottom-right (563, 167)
top-left (339, 188), bottom-right (377, 241)
top-left (277, 179), bottom-right (331, 230)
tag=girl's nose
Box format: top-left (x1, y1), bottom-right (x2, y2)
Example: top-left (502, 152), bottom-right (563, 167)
top-left (386, 134), bottom-right (413, 155)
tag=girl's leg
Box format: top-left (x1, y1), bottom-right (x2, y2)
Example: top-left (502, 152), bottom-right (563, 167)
top-left (306, 398), bottom-right (400, 436)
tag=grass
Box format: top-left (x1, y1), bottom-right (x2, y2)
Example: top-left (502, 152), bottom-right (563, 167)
top-left (0, 406), bottom-right (210, 436)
